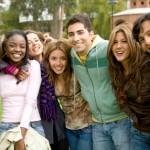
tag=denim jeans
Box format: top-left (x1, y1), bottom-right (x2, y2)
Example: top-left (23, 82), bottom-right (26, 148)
top-left (130, 126), bottom-right (150, 150)
top-left (0, 121), bottom-right (45, 137)
top-left (66, 125), bottom-right (93, 150)
top-left (92, 118), bottom-right (131, 150)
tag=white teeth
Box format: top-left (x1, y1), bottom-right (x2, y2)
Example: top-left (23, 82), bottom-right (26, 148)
top-left (13, 54), bottom-right (21, 58)
top-left (55, 67), bottom-right (62, 71)
top-left (34, 47), bottom-right (39, 51)
top-left (117, 51), bottom-right (123, 54)
top-left (75, 43), bottom-right (80, 45)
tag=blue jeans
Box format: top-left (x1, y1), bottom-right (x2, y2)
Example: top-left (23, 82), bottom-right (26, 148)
top-left (92, 118), bottom-right (131, 150)
top-left (130, 126), bottom-right (150, 150)
top-left (66, 125), bottom-right (93, 150)
top-left (0, 121), bottom-right (45, 137)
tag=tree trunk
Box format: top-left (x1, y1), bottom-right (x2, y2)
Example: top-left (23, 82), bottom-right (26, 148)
top-left (59, 3), bottom-right (64, 38)
top-left (51, 2), bottom-right (64, 39)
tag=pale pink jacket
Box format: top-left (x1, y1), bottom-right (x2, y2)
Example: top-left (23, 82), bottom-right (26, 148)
top-left (0, 60), bottom-right (41, 128)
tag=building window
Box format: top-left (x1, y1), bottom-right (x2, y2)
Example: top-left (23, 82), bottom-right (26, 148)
top-left (141, 1), bottom-right (144, 5)
top-left (133, 2), bottom-right (136, 6)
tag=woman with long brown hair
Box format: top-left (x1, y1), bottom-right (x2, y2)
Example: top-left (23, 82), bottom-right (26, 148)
top-left (25, 30), bottom-right (69, 150)
top-left (107, 23), bottom-right (150, 149)
top-left (44, 38), bottom-right (93, 150)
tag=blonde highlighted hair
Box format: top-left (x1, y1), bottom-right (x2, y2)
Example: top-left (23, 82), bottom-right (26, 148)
top-left (107, 22), bottom-right (144, 107)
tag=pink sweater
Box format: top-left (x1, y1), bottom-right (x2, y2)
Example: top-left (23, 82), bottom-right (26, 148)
top-left (0, 60), bottom-right (41, 128)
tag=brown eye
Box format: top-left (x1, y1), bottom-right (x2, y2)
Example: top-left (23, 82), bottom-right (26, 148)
top-left (68, 33), bottom-right (73, 37)
top-left (51, 57), bottom-right (56, 60)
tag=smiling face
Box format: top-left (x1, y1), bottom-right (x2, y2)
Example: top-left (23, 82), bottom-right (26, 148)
top-left (112, 31), bottom-right (130, 67)
top-left (139, 20), bottom-right (150, 52)
top-left (26, 33), bottom-right (43, 58)
top-left (5, 34), bottom-right (26, 66)
top-left (49, 49), bottom-right (67, 75)
top-left (67, 22), bottom-right (93, 55)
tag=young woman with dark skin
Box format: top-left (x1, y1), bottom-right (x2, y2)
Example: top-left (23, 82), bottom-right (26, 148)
top-left (0, 29), bottom-right (44, 150)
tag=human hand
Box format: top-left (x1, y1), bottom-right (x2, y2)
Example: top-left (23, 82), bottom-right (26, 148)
top-left (13, 68), bottom-right (19, 76)
top-left (43, 33), bottom-right (54, 44)
top-left (14, 139), bottom-right (26, 150)
top-left (16, 69), bottom-right (30, 84)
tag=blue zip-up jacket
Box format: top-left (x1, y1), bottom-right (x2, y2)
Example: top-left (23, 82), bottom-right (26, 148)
top-left (71, 35), bottom-right (127, 123)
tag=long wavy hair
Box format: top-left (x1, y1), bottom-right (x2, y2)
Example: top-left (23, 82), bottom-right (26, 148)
top-left (44, 38), bottom-right (72, 95)
top-left (0, 29), bottom-right (29, 66)
top-left (107, 23), bottom-right (144, 108)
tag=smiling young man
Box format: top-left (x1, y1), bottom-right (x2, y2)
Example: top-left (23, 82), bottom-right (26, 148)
top-left (132, 13), bottom-right (150, 52)
top-left (66, 14), bottom-right (131, 150)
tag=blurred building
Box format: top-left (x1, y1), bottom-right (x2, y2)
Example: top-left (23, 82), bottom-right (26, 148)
top-left (113, 0), bottom-right (150, 27)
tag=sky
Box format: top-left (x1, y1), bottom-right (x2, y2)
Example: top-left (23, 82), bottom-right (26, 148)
top-left (0, 0), bottom-right (10, 10)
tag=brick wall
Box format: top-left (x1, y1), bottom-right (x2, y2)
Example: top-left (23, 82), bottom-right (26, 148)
top-left (112, 0), bottom-right (150, 28)
top-left (130, 0), bottom-right (150, 8)
top-left (113, 14), bottom-right (143, 27)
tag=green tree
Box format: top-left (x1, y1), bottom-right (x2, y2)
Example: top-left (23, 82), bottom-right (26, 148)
top-left (0, 0), bottom-right (126, 39)
top-left (74, 0), bottom-right (126, 39)
top-left (5, 0), bottom-right (77, 38)
top-left (0, 2), bottom-right (24, 34)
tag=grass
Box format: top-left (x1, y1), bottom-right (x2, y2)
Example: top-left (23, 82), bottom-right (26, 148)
top-left (0, 97), bottom-right (1, 121)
